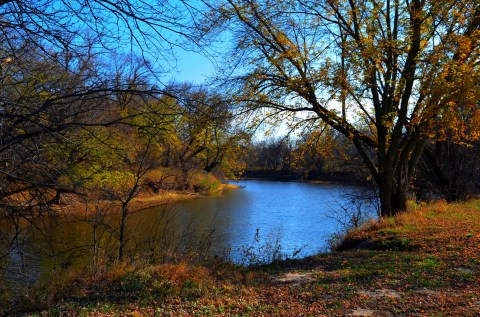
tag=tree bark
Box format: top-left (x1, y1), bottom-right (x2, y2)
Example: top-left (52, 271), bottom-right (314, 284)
top-left (118, 203), bottom-right (128, 261)
top-left (378, 167), bottom-right (408, 217)
top-left (377, 139), bottom-right (424, 217)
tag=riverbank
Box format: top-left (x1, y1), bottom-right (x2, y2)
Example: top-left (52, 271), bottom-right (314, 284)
top-left (55, 183), bottom-right (241, 215)
top-left (4, 199), bottom-right (479, 316)
top-left (129, 183), bottom-right (241, 212)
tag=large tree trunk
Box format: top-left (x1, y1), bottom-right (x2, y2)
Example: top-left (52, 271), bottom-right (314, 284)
top-left (376, 141), bottom-right (425, 217)
top-left (377, 167), bottom-right (408, 217)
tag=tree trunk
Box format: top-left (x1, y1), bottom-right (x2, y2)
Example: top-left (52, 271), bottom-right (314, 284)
top-left (378, 174), bottom-right (408, 217)
top-left (179, 157), bottom-right (189, 190)
top-left (377, 145), bottom-right (423, 217)
top-left (118, 203), bottom-right (128, 261)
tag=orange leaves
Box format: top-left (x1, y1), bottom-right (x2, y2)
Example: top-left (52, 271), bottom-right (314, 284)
top-left (424, 51), bottom-right (480, 143)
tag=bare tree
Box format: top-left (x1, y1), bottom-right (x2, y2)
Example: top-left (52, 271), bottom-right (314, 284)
top-left (0, 0), bottom-right (197, 62)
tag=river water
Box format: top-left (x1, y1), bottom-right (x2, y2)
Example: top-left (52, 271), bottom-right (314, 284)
top-left (1, 180), bottom-right (374, 286)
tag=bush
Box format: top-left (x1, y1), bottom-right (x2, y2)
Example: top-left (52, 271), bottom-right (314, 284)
top-left (190, 171), bottom-right (221, 193)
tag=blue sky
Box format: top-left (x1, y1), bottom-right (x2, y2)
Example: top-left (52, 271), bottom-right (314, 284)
top-left (167, 49), bottom-right (215, 84)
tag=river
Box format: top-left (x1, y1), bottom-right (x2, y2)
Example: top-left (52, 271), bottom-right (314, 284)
top-left (1, 180), bottom-right (374, 286)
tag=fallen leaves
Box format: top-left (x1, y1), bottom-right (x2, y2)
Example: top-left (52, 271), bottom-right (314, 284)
top-left (7, 199), bottom-right (480, 316)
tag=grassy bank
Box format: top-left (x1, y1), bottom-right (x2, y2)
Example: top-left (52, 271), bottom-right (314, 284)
top-left (109, 183), bottom-right (240, 213)
top-left (55, 171), bottom-right (241, 216)
top-left (3, 200), bottom-right (480, 316)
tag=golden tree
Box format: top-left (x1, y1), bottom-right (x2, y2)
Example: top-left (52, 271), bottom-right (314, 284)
top-left (201, 0), bottom-right (480, 216)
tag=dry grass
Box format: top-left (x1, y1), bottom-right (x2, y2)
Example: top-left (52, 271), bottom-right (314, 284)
top-left (4, 199), bottom-right (480, 316)
top-left (346, 199), bottom-right (480, 241)
top-left (130, 192), bottom-right (200, 212)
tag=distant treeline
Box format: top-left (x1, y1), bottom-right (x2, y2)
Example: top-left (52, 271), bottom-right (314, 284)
top-left (245, 130), bottom-right (480, 202)
top-left (244, 130), bottom-right (370, 183)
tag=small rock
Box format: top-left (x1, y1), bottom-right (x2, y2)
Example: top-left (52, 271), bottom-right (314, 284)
top-left (455, 267), bottom-right (474, 274)
top-left (357, 289), bottom-right (401, 298)
top-left (413, 288), bottom-right (442, 296)
top-left (349, 308), bottom-right (375, 316)
top-left (274, 272), bottom-right (315, 284)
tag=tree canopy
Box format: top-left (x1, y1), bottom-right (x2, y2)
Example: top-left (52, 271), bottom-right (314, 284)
top-left (1, 0), bottom-right (479, 219)
top-left (200, 0), bottom-right (480, 215)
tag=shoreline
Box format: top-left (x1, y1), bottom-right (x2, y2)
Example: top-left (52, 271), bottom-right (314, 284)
top-left (55, 183), bottom-right (241, 216)
top-left (130, 183), bottom-right (241, 212)
top-left (232, 177), bottom-right (370, 187)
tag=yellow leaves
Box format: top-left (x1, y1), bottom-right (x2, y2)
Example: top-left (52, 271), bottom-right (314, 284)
top-left (380, 112), bottom-right (396, 130)
top-left (89, 170), bottom-right (137, 194)
top-left (456, 36), bottom-right (475, 61)
top-left (423, 43), bottom-right (480, 142)
top-left (277, 32), bottom-right (294, 51)
top-left (290, 127), bottom-right (339, 172)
